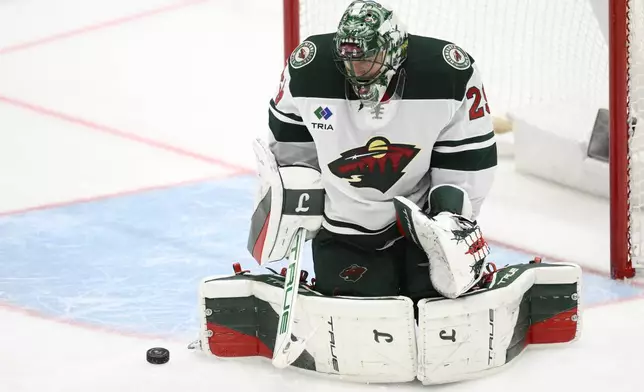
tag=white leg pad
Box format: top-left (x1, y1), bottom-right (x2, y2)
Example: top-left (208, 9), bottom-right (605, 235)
top-left (416, 263), bottom-right (582, 385)
top-left (199, 274), bottom-right (417, 383)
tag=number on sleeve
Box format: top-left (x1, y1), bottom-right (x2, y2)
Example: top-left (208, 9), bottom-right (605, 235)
top-left (466, 85), bottom-right (490, 120)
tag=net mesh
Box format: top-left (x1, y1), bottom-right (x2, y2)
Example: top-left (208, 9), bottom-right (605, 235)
top-left (298, 0), bottom-right (609, 118)
top-left (628, 0), bottom-right (644, 267)
top-left (297, 0), bottom-right (644, 272)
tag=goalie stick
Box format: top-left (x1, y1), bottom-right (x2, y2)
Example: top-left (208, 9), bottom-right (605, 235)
top-left (271, 227), bottom-right (310, 368)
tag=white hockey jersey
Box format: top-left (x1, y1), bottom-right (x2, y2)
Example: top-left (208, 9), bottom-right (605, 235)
top-left (268, 33), bottom-right (497, 249)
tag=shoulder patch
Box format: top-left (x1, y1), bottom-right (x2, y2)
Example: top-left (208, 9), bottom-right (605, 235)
top-left (442, 44), bottom-right (471, 70)
top-left (290, 41), bottom-right (317, 69)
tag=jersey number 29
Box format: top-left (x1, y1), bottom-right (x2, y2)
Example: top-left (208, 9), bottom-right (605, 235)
top-left (467, 86), bottom-right (490, 120)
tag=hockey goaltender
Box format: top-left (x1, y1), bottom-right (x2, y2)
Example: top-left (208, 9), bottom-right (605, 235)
top-left (192, 0), bottom-right (582, 385)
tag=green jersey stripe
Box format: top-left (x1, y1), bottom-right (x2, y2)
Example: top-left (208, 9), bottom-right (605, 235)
top-left (269, 108), bottom-right (314, 143)
top-left (431, 143), bottom-right (497, 171)
top-left (270, 99), bottom-right (304, 123)
top-left (434, 131), bottom-right (495, 148)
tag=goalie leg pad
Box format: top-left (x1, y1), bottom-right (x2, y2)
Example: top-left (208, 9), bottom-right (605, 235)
top-left (199, 273), bottom-right (417, 383)
top-left (416, 262), bottom-right (582, 385)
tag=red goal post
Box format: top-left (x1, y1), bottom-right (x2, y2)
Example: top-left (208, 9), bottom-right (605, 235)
top-left (282, 0), bottom-right (642, 280)
top-left (610, 0), bottom-right (637, 280)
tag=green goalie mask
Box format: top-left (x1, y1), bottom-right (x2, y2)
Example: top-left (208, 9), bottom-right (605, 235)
top-left (333, 0), bottom-right (408, 105)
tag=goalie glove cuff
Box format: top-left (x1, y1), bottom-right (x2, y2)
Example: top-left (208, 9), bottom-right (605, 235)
top-left (427, 184), bottom-right (474, 220)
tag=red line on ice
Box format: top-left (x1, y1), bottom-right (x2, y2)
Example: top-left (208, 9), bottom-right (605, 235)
top-left (0, 95), bottom-right (254, 174)
top-left (0, 301), bottom-right (179, 341)
top-left (0, 173), bottom-right (245, 217)
top-left (487, 238), bottom-right (644, 288)
top-left (0, 0), bottom-right (209, 56)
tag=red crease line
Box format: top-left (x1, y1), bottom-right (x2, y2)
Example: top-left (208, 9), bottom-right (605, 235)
top-left (487, 238), bottom-right (644, 288)
top-left (0, 172), bottom-right (242, 217)
top-left (0, 301), bottom-right (180, 342)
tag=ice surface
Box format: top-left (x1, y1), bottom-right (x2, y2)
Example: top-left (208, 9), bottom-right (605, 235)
top-left (1, 0), bottom-right (643, 391)
top-left (2, 298), bottom-right (644, 392)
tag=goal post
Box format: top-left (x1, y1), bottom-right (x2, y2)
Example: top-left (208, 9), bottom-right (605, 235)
top-left (610, 0), bottom-right (635, 279)
top-left (282, 0), bottom-right (643, 280)
top-left (283, 0), bottom-right (299, 64)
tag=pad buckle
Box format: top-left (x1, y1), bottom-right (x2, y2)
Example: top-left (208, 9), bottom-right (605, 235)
top-left (280, 267), bottom-right (313, 287)
top-left (232, 262), bottom-right (250, 275)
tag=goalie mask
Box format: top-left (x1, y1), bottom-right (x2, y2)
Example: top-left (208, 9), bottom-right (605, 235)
top-left (333, 0), bottom-right (408, 106)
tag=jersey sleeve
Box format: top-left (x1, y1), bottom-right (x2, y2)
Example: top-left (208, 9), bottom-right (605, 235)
top-left (268, 64), bottom-right (319, 169)
top-left (430, 63), bottom-right (497, 218)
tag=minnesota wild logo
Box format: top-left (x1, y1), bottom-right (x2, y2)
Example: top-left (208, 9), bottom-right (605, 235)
top-left (443, 44), bottom-right (471, 70)
top-left (328, 136), bottom-right (420, 193)
top-left (290, 41), bottom-right (317, 69)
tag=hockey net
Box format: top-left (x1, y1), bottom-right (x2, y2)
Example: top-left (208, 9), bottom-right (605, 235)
top-left (283, 0), bottom-right (644, 279)
top-left (624, 0), bottom-right (644, 278)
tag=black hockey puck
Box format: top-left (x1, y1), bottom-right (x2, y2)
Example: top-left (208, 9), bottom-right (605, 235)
top-left (146, 347), bottom-right (170, 364)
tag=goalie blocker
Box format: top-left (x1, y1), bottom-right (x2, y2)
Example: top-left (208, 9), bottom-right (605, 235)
top-left (247, 138), bottom-right (324, 264)
top-left (196, 261), bottom-right (581, 385)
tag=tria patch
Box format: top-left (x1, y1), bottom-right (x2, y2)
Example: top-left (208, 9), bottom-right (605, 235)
top-left (314, 106), bottom-right (333, 120)
top-left (311, 105), bottom-right (335, 131)
top-left (442, 44), bottom-right (471, 70)
top-left (290, 41), bottom-right (317, 69)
